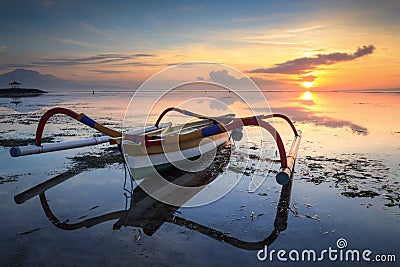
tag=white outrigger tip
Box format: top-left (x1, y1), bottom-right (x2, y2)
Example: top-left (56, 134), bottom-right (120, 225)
top-left (10, 136), bottom-right (111, 157)
top-left (275, 131), bottom-right (302, 185)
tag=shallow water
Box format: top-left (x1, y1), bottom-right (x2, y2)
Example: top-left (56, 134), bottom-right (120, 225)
top-left (0, 90), bottom-right (399, 266)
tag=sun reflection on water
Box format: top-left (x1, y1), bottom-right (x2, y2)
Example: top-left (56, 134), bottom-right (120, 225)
top-left (301, 91), bottom-right (313, 101)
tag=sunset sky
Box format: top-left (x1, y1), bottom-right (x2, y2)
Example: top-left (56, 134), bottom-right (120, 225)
top-left (0, 0), bottom-right (399, 90)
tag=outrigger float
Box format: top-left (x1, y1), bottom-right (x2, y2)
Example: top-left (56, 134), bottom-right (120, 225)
top-left (10, 107), bottom-right (302, 185)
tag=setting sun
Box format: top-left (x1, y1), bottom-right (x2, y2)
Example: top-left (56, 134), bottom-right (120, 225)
top-left (301, 81), bottom-right (315, 88)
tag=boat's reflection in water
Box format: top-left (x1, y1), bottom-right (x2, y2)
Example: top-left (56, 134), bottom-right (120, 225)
top-left (23, 142), bottom-right (294, 250)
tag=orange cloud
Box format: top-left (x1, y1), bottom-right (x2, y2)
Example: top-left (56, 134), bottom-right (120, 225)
top-left (249, 45), bottom-right (376, 75)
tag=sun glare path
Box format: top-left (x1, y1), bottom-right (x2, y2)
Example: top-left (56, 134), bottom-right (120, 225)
top-left (301, 91), bottom-right (313, 101)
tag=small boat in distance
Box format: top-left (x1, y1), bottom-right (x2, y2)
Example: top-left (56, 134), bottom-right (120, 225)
top-left (0, 81), bottom-right (47, 97)
top-left (10, 106), bottom-right (302, 185)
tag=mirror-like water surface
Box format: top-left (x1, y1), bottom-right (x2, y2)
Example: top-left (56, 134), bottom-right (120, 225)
top-left (0, 91), bottom-right (398, 266)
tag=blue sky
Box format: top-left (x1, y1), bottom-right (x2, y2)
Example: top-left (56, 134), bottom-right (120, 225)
top-left (1, 0), bottom-right (399, 89)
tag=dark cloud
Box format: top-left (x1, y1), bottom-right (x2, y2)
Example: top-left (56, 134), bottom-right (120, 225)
top-left (90, 69), bottom-right (130, 74)
top-left (133, 53), bottom-right (155, 57)
top-left (32, 54), bottom-right (130, 66)
top-left (32, 53), bottom-right (156, 67)
top-left (114, 61), bottom-right (166, 67)
top-left (249, 45), bottom-right (376, 75)
top-left (0, 63), bottom-right (36, 70)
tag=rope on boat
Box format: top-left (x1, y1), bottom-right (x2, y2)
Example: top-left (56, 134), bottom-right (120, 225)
top-left (35, 107), bottom-right (122, 146)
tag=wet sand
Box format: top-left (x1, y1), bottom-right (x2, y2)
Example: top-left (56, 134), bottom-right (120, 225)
top-left (0, 91), bottom-right (398, 266)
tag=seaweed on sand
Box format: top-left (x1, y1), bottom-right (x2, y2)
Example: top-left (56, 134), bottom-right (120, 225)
top-left (341, 190), bottom-right (380, 198)
top-left (0, 137), bottom-right (54, 147)
top-left (299, 155), bottom-right (399, 209)
top-left (0, 175), bottom-right (19, 184)
top-left (68, 146), bottom-right (122, 170)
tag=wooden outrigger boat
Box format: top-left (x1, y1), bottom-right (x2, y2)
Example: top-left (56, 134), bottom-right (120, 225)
top-left (10, 106), bottom-right (302, 185)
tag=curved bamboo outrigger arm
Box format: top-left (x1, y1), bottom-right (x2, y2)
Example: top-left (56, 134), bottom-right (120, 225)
top-left (169, 215), bottom-right (280, 250)
top-left (35, 107), bottom-right (122, 146)
top-left (167, 174), bottom-right (294, 250)
top-left (39, 192), bottom-right (126, 231)
top-left (155, 107), bottom-right (230, 127)
top-left (154, 107), bottom-right (302, 185)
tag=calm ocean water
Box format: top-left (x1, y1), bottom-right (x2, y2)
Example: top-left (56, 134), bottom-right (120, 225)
top-left (0, 90), bottom-right (398, 266)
